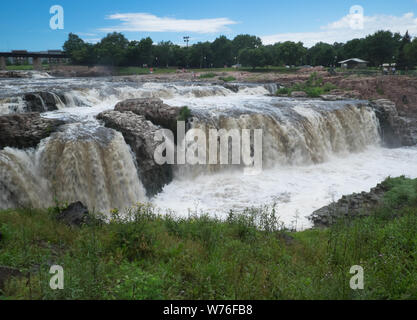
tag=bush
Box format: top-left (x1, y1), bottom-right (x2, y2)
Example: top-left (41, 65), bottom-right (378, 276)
top-left (177, 106), bottom-right (192, 122)
top-left (199, 73), bottom-right (217, 79)
top-left (219, 76), bottom-right (236, 82)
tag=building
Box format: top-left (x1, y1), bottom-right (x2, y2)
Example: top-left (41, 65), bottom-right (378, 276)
top-left (338, 58), bottom-right (368, 69)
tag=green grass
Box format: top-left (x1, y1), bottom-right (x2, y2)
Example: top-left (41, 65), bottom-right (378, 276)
top-left (277, 72), bottom-right (338, 97)
top-left (1, 177), bottom-right (417, 300)
top-left (199, 72), bottom-right (218, 79)
top-left (5, 64), bottom-right (50, 71)
top-left (116, 67), bottom-right (179, 76)
top-left (219, 76), bottom-right (236, 82)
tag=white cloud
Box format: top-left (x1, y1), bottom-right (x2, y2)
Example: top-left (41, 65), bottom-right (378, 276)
top-left (99, 13), bottom-right (238, 34)
top-left (261, 12), bottom-right (417, 47)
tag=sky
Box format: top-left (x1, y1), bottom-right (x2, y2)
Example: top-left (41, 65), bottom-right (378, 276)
top-left (1, 0), bottom-right (417, 51)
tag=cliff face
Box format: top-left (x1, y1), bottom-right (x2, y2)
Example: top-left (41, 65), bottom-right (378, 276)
top-left (0, 113), bottom-right (63, 149)
top-left (325, 75), bottom-right (417, 117)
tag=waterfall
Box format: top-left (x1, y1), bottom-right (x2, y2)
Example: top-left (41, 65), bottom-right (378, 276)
top-left (0, 79), bottom-right (394, 226)
top-left (175, 100), bottom-right (381, 179)
top-left (0, 123), bottom-right (147, 212)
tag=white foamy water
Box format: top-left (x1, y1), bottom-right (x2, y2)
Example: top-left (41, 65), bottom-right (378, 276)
top-left (153, 146), bottom-right (417, 230)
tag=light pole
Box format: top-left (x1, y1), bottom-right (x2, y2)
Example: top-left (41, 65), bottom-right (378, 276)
top-left (183, 36), bottom-right (190, 48)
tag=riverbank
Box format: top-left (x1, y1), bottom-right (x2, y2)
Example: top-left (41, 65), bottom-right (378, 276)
top-left (1, 177), bottom-right (417, 300)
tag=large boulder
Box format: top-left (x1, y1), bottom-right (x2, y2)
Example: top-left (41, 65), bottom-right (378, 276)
top-left (57, 202), bottom-right (91, 227)
top-left (97, 110), bottom-right (173, 197)
top-left (0, 113), bottom-right (64, 149)
top-left (114, 98), bottom-right (183, 135)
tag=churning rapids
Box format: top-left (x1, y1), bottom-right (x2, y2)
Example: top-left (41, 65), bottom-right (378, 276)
top-left (1, 76), bottom-right (417, 229)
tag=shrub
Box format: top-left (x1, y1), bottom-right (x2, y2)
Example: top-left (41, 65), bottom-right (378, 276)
top-left (219, 76), bottom-right (236, 82)
top-left (199, 73), bottom-right (217, 79)
top-left (177, 106), bottom-right (192, 122)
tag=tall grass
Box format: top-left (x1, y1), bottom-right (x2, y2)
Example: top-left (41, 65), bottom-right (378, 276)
top-left (1, 177), bottom-right (417, 300)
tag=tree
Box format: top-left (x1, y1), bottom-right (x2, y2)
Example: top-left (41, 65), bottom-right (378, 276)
top-left (404, 38), bottom-right (417, 68)
top-left (340, 38), bottom-right (366, 61)
top-left (153, 41), bottom-right (174, 67)
top-left (63, 33), bottom-right (85, 55)
top-left (211, 36), bottom-right (233, 67)
top-left (363, 31), bottom-right (401, 66)
top-left (96, 32), bottom-right (129, 66)
top-left (239, 47), bottom-right (267, 69)
top-left (188, 42), bottom-right (213, 68)
top-left (232, 34), bottom-right (262, 59)
top-left (63, 33), bottom-right (95, 65)
top-left (307, 42), bottom-right (336, 66)
top-left (397, 31), bottom-right (412, 70)
top-left (274, 41), bottom-right (307, 66)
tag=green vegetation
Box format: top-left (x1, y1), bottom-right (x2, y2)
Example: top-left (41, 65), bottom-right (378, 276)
top-left (1, 177), bottom-right (417, 300)
top-left (199, 72), bottom-right (217, 79)
top-left (177, 106), bottom-right (192, 122)
top-left (219, 76), bottom-right (236, 82)
top-left (62, 31), bottom-right (417, 70)
top-left (117, 67), bottom-right (177, 76)
top-left (277, 72), bottom-right (338, 97)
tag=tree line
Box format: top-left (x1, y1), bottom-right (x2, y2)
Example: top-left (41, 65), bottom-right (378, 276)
top-left (63, 31), bottom-right (417, 70)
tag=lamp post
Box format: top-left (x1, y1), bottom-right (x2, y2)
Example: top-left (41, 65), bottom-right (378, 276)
top-left (183, 36), bottom-right (190, 48)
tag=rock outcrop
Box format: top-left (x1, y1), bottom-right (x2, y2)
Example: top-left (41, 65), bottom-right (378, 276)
top-left (23, 92), bottom-right (65, 113)
top-left (97, 110), bottom-right (173, 197)
top-left (290, 91), bottom-right (308, 98)
top-left (0, 113), bottom-right (64, 149)
top-left (114, 98), bottom-right (183, 135)
top-left (310, 183), bottom-right (389, 228)
top-left (57, 202), bottom-right (91, 227)
top-left (370, 99), bottom-right (417, 147)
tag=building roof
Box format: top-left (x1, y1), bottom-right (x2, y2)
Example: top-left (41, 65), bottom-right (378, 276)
top-left (338, 58), bottom-right (368, 64)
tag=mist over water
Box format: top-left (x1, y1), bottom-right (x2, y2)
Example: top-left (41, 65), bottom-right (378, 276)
top-left (1, 78), bottom-right (416, 229)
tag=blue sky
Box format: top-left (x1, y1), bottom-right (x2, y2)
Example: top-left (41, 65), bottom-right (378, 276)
top-left (1, 0), bottom-right (417, 51)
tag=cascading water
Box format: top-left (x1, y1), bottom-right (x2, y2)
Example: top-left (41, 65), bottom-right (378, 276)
top-left (0, 122), bottom-right (147, 212)
top-left (1, 77), bottom-right (417, 229)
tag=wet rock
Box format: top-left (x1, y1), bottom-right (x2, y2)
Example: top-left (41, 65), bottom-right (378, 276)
top-left (97, 110), bottom-right (173, 197)
top-left (369, 99), bottom-right (417, 147)
top-left (290, 91), bottom-right (308, 98)
top-left (0, 113), bottom-right (64, 149)
top-left (114, 98), bottom-right (183, 134)
top-left (320, 94), bottom-right (345, 101)
top-left (23, 92), bottom-right (65, 113)
top-left (57, 202), bottom-right (90, 227)
top-left (310, 183), bottom-right (389, 228)
top-left (0, 266), bottom-right (23, 291)
top-left (0, 71), bottom-right (31, 79)
top-left (223, 83), bottom-right (240, 93)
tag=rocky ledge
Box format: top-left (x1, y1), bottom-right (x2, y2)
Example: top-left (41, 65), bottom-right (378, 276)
top-left (370, 99), bottom-right (417, 147)
top-left (309, 183), bottom-right (389, 228)
top-left (114, 98), bottom-right (184, 135)
top-left (23, 92), bottom-right (66, 113)
top-left (0, 113), bottom-right (64, 149)
top-left (97, 110), bottom-right (173, 197)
